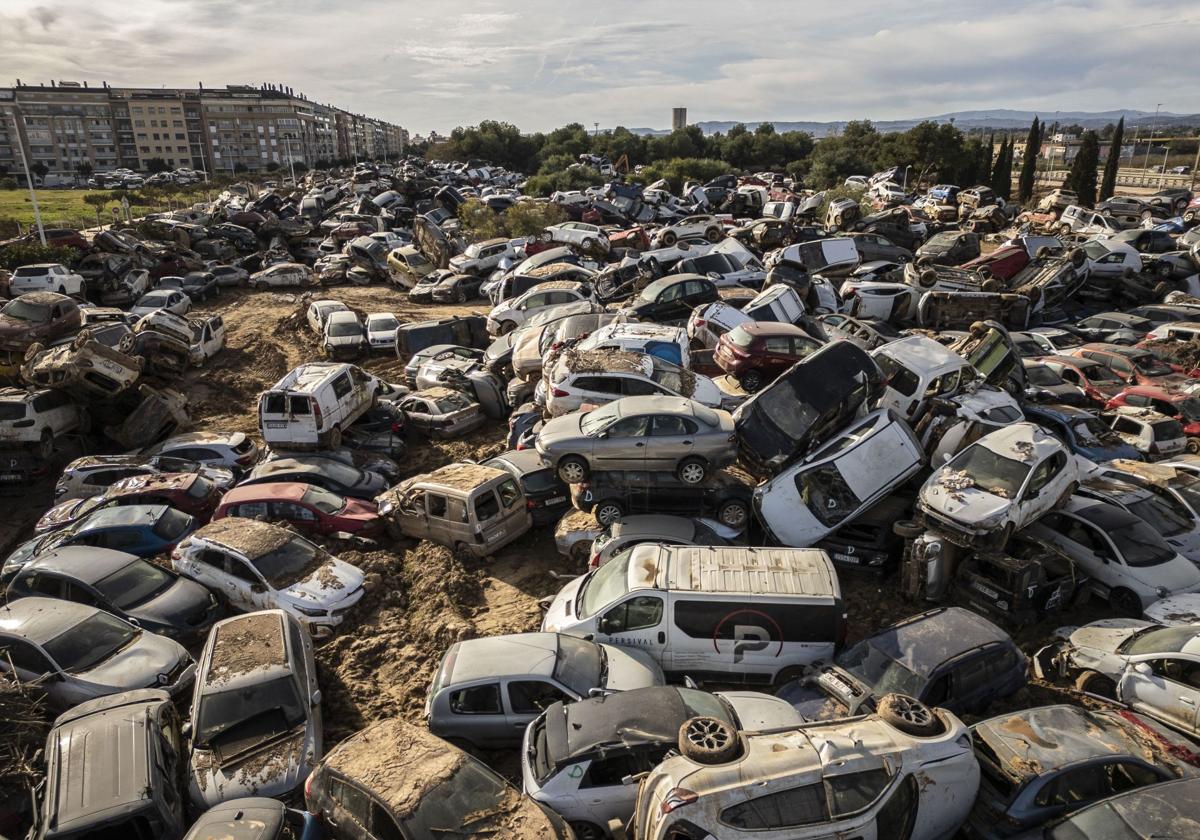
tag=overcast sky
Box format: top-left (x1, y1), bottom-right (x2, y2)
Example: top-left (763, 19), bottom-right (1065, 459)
top-left (2, 0), bottom-right (1198, 134)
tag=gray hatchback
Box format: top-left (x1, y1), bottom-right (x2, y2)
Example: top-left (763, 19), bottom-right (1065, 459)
top-left (535, 394), bottom-right (736, 485)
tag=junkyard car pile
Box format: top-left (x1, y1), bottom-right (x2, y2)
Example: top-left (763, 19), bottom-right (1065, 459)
top-left (4, 157), bottom-right (1200, 840)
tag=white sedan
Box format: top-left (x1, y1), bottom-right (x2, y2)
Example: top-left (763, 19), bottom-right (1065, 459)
top-left (365, 312), bottom-right (400, 351)
top-left (130, 289), bottom-right (190, 318)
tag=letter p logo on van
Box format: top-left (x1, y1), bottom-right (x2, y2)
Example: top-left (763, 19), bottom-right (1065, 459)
top-left (732, 625), bottom-right (769, 663)
top-left (713, 608), bottom-right (783, 662)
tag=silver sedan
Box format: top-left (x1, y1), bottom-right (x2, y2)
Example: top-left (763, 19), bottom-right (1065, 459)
top-left (535, 394), bottom-right (736, 485)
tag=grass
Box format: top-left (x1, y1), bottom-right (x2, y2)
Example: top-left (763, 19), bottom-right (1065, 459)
top-left (0, 189), bottom-right (165, 231)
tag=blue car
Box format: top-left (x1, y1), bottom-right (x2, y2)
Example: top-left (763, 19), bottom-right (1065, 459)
top-left (777, 606), bottom-right (1026, 719)
top-left (1024, 403), bottom-right (1143, 462)
top-left (1152, 216), bottom-right (1188, 234)
top-left (3, 506), bottom-right (197, 579)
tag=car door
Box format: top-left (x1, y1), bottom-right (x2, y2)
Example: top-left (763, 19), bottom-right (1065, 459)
top-left (224, 553), bottom-right (272, 611)
top-left (593, 594), bottom-right (668, 664)
top-left (1016, 451), bottom-right (1069, 527)
top-left (324, 775), bottom-right (374, 840)
top-left (1118, 656), bottom-right (1200, 734)
top-left (504, 678), bottom-right (573, 738)
top-left (271, 501), bottom-right (321, 534)
top-left (594, 414), bottom-right (650, 469)
top-left (647, 414), bottom-right (699, 471)
top-left (445, 681), bottom-right (506, 747)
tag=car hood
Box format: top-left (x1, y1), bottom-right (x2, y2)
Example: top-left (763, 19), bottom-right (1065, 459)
top-left (281, 558), bottom-right (365, 608)
top-left (133, 577), bottom-right (214, 630)
top-left (602, 644), bottom-right (665, 691)
top-left (535, 412), bottom-right (587, 450)
top-left (919, 475), bottom-right (1012, 527)
top-left (1067, 619), bottom-right (1152, 655)
top-left (189, 726), bottom-right (314, 808)
top-left (82, 632), bottom-right (189, 690)
top-left (721, 691), bottom-right (805, 730)
top-left (1145, 594), bottom-right (1200, 626)
top-left (541, 574), bottom-right (587, 634)
top-left (1126, 553), bottom-right (1200, 596)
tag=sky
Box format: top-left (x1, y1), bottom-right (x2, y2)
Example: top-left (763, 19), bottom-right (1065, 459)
top-left (1, 0), bottom-right (1198, 135)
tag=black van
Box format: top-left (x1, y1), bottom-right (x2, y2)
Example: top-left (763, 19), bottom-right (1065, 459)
top-left (395, 315), bottom-right (489, 357)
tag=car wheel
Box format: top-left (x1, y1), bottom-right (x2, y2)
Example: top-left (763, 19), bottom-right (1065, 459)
top-left (661, 230), bottom-right (677, 246)
top-left (773, 665), bottom-right (806, 688)
top-left (328, 425), bottom-right (343, 448)
top-left (1108, 587), bottom-right (1143, 618)
top-left (453, 287), bottom-right (466, 304)
top-left (717, 499), bottom-right (749, 529)
top-left (893, 519), bottom-right (924, 539)
top-left (581, 237), bottom-right (595, 251)
top-left (677, 457), bottom-right (707, 485)
top-left (1059, 224), bottom-right (1072, 236)
top-left (918, 268), bottom-right (939, 288)
top-left (876, 693), bottom-right (944, 736)
top-left (1187, 438), bottom-right (1200, 455)
top-left (1156, 261), bottom-right (1174, 279)
top-left (569, 822), bottom-right (605, 840)
top-left (39, 429), bottom-right (54, 459)
top-left (739, 370), bottom-right (764, 393)
top-left (117, 333), bottom-right (136, 354)
top-left (594, 501), bottom-right (624, 527)
top-left (1154, 281), bottom-right (1172, 299)
top-left (678, 716), bottom-right (738, 764)
top-left (1177, 198), bottom-right (1189, 212)
top-left (1073, 670), bottom-right (1117, 699)
top-left (705, 227), bottom-right (722, 243)
top-left (57, 285), bottom-right (66, 295)
top-left (1141, 210), bottom-right (1154, 221)
top-left (981, 278), bottom-right (1002, 293)
top-left (556, 456), bottom-right (589, 484)
top-left (499, 320), bottom-right (517, 335)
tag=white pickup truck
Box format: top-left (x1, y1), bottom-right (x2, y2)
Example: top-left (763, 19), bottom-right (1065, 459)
top-left (9, 263), bottom-right (85, 297)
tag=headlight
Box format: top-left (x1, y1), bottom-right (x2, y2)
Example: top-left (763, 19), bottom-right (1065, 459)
top-left (295, 605), bottom-right (327, 618)
top-left (1156, 586), bottom-right (1170, 598)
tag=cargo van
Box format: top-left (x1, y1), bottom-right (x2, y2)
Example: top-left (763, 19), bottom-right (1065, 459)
top-left (375, 463), bottom-right (532, 558)
top-left (540, 545), bottom-right (845, 684)
top-left (258, 363), bottom-right (378, 449)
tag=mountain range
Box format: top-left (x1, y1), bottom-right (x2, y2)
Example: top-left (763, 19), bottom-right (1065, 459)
top-left (628, 109), bottom-right (1199, 137)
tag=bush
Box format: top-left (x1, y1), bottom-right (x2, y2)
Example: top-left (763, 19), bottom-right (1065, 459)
top-left (0, 178), bottom-right (16, 190)
top-left (0, 242), bottom-right (78, 271)
top-left (457, 198), bottom-right (567, 242)
top-left (636, 158), bottom-right (733, 192)
top-left (522, 167), bottom-right (599, 197)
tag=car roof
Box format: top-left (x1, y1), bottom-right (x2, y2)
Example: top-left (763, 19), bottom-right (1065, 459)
top-left (552, 687), bottom-right (708, 761)
top-left (200, 611), bottom-right (292, 690)
top-left (445, 633), bottom-right (563, 684)
top-left (183, 797), bottom-right (287, 840)
top-left (0, 596), bottom-right (95, 643)
top-left (630, 545), bottom-right (838, 596)
top-left (191, 517), bottom-right (296, 559)
top-left (22, 547), bottom-right (142, 583)
top-left (611, 515), bottom-right (698, 541)
top-left (612, 394), bottom-right (699, 416)
top-left (158, 431), bottom-right (243, 447)
top-left (861, 607), bottom-right (1010, 679)
top-left (484, 448), bottom-right (549, 475)
top-left (1048, 777), bottom-right (1200, 840)
top-left (874, 334), bottom-right (968, 375)
top-left (221, 482), bottom-right (311, 504)
top-left (78, 503), bottom-right (171, 530)
top-left (737, 321), bottom-right (811, 337)
top-left (1063, 497), bottom-right (1143, 529)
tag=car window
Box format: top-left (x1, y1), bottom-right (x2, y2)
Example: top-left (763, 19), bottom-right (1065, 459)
top-left (370, 800), bottom-right (404, 840)
top-left (621, 377), bottom-right (663, 397)
top-left (1023, 452), bottom-right (1066, 499)
top-left (875, 775), bottom-right (919, 840)
top-left (0, 639), bottom-right (54, 675)
top-left (331, 373), bottom-right (352, 399)
top-left (606, 416), bottom-right (650, 437)
top-left (582, 753), bottom-right (641, 789)
top-left (652, 415), bottom-right (694, 436)
top-left (331, 777), bottom-right (371, 827)
top-left (225, 556), bottom-right (261, 583)
top-left (721, 783), bottom-right (828, 829)
top-left (427, 494), bottom-right (448, 519)
top-left (449, 683), bottom-right (502, 714)
top-left (826, 767), bottom-right (891, 816)
top-left (273, 501), bottom-right (318, 522)
top-left (765, 337), bottom-right (793, 354)
top-left (1147, 658), bottom-right (1200, 688)
top-left (507, 680), bottom-right (571, 715)
top-left (496, 479), bottom-right (520, 508)
top-left (474, 490), bottom-right (500, 522)
top-left (601, 596), bottom-right (663, 633)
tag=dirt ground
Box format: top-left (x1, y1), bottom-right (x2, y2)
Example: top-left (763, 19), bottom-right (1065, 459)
top-left (0, 282), bottom-right (1118, 793)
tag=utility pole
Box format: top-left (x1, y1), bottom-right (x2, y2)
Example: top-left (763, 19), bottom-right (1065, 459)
top-left (285, 134), bottom-right (296, 183)
top-left (7, 108), bottom-right (46, 245)
top-left (1143, 103), bottom-right (1161, 174)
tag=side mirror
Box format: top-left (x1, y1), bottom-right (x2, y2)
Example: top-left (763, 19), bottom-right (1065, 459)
top-left (598, 617), bottom-right (613, 634)
top-left (581, 633), bottom-right (595, 642)
top-left (683, 675), bottom-right (699, 689)
top-left (941, 452), bottom-right (952, 463)
top-left (181, 721), bottom-right (191, 738)
top-left (597, 431), bottom-right (609, 439)
top-left (1133, 662), bottom-right (1153, 676)
top-left (311, 689), bottom-right (322, 706)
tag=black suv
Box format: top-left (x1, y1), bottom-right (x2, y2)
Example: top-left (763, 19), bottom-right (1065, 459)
top-left (569, 468), bottom-right (752, 528)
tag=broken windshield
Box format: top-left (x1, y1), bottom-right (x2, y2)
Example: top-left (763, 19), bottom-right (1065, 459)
top-left (947, 443), bottom-right (1032, 498)
top-left (796, 464), bottom-right (862, 528)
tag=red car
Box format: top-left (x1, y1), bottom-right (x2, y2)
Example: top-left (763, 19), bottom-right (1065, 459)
top-left (608, 227), bottom-right (651, 251)
top-left (714, 322), bottom-right (822, 392)
top-left (1039, 355), bottom-right (1129, 407)
top-left (213, 481), bottom-right (382, 538)
top-left (0, 228), bottom-right (90, 252)
top-left (1107, 385), bottom-right (1200, 447)
top-left (330, 222), bottom-right (375, 243)
top-left (35, 472), bottom-right (223, 534)
top-left (1068, 343), bottom-right (1188, 388)
top-left (962, 244), bottom-right (1031, 281)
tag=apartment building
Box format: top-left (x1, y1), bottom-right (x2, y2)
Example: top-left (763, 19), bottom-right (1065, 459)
top-left (0, 80), bottom-right (406, 181)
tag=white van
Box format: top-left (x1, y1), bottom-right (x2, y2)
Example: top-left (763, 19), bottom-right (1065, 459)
top-left (772, 237), bottom-right (861, 277)
top-left (541, 544), bottom-right (844, 684)
top-left (258, 363), bottom-right (378, 449)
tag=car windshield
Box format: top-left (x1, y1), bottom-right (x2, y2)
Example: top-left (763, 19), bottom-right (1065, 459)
top-left (94, 560), bottom-right (175, 610)
top-left (835, 639), bottom-right (922, 697)
top-left (43, 611), bottom-right (139, 673)
top-left (1122, 625), bottom-right (1200, 656)
top-left (194, 676), bottom-right (306, 754)
top-left (1072, 416), bottom-right (1118, 446)
top-left (0, 401), bottom-right (27, 421)
top-left (580, 402), bottom-right (621, 436)
top-left (1026, 365), bottom-right (1062, 386)
top-left (370, 317), bottom-right (399, 331)
top-left (328, 321), bottom-right (361, 337)
top-left (153, 508), bottom-right (193, 540)
top-left (187, 477), bottom-right (213, 499)
top-left (0, 299), bottom-right (51, 323)
top-left (554, 635), bottom-right (603, 695)
top-left (639, 278), bottom-right (675, 302)
top-left (403, 759), bottom-right (514, 835)
top-left (1126, 495), bottom-right (1191, 538)
top-left (1081, 363), bottom-right (1122, 383)
top-left (1130, 354), bottom-right (1173, 377)
top-left (1047, 332), bottom-right (1083, 349)
top-left (302, 487), bottom-right (345, 514)
top-left (946, 443), bottom-right (1032, 498)
top-left (795, 464), bottom-right (862, 527)
top-left (252, 536), bottom-right (327, 587)
top-left (1177, 398), bottom-right (1200, 422)
top-left (1151, 419), bottom-right (1184, 439)
top-left (578, 548), bottom-right (632, 619)
top-left (1109, 520), bottom-right (1176, 567)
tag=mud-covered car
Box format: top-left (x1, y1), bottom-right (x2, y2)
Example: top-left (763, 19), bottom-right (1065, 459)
top-left (186, 610), bottom-right (321, 809)
top-left (101, 384), bottom-right (189, 450)
top-left (21, 333), bottom-right (143, 398)
top-left (0, 292), bottom-right (81, 353)
top-left (570, 467), bottom-right (752, 528)
top-left (916, 230), bottom-right (981, 265)
top-left (396, 386), bottom-right (487, 439)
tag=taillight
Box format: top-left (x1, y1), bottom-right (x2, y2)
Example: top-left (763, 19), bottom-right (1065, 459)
top-left (589, 552), bottom-right (600, 569)
top-left (661, 788), bottom-right (698, 815)
top-left (311, 397), bottom-right (323, 429)
top-left (527, 499), bottom-right (538, 509)
top-left (551, 388), bottom-right (570, 398)
top-left (304, 770), bottom-right (316, 805)
top-left (390, 422), bottom-right (402, 434)
top-left (694, 318), bottom-right (706, 328)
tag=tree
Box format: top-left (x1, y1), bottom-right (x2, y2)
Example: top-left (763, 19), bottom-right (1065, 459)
top-left (1018, 117), bottom-right (1041, 203)
top-left (266, 162), bottom-right (280, 173)
top-left (82, 192), bottom-right (110, 223)
top-left (30, 161), bottom-right (49, 182)
top-left (1099, 117), bottom-right (1124, 202)
top-left (74, 161), bottom-right (93, 179)
top-left (144, 158), bottom-right (171, 174)
top-left (1064, 130), bottom-right (1100, 207)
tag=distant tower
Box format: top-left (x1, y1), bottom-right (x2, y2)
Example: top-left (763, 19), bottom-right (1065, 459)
top-left (672, 107), bottom-right (687, 131)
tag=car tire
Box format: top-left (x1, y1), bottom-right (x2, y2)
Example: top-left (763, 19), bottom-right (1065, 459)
top-left (1141, 210), bottom-right (1154, 221)
top-left (118, 333), bottom-right (136, 354)
top-left (876, 693), bottom-right (944, 736)
top-left (918, 268), bottom-right (939, 288)
top-left (57, 285), bottom-right (66, 295)
top-left (1154, 281), bottom-right (1172, 298)
top-left (557, 456), bottom-right (589, 484)
top-left (981, 278), bottom-right (1002, 293)
top-left (568, 822), bottom-right (605, 840)
top-left (594, 501), bottom-right (624, 527)
top-left (1187, 438), bottom-right (1200, 455)
top-left (1059, 224), bottom-right (1072, 236)
top-left (23, 342), bottom-right (44, 362)
top-left (1108, 587), bottom-right (1143, 618)
top-left (661, 231), bottom-right (677, 246)
top-left (893, 519), bottom-right (924, 539)
top-left (1035, 246), bottom-right (1053, 260)
top-left (499, 320), bottom-right (517, 335)
top-left (676, 457), bottom-right (707, 485)
top-left (453, 287), bottom-right (466, 304)
top-left (774, 665), bottom-right (805, 687)
top-left (678, 716), bottom-right (738, 765)
top-left (581, 237), bottom-right (595, 252)
top-left (39, 429), bottom-right (54, 459)
top-left (739, 370), bottom-right (764, 393)
top-left (255, 281), bottom-right (269, 291)
top-left (328, 425), bottom-right (343, 449)
top-left (705, 227), bottom-right (722, 243)
top-left (1073, 670), bottom-right (1117, 699)
top-left (1068, 247), bottom-right (1087, 268)
top-left (717, 499), bottom-right (749, 529)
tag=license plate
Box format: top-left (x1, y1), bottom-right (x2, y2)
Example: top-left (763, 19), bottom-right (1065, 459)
top-left (487, 529), bottom-right (507, 541)
top-left (264, 421), bottom-right (287, 428)
top-left (972, 582), bottom-right (999, 599)
top-left (833, 553), bottom-right (859, 565)
top-left (0, 475), bottom-right (21, 482)
top-left (545, 496), bottom-right (566, 505)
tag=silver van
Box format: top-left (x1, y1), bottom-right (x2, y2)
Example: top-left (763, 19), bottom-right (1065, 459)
top-left (258, 362), bottom-right (377, 449)
top-left (375, 463), bottom-right (532, 558)
top-left (541, 545), bottom-right (845, 685)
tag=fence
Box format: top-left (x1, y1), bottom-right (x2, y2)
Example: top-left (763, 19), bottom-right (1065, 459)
top-left (1034, 168), bottom-right (1195, 190)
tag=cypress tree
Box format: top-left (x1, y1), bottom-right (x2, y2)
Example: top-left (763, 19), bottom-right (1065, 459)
top-left (1099, 116), bottom-right (1124, 202)
top-left (1065, 130), bottom-right (1100, 207)
top-left (1018, 117), bottom-right (1041, 202)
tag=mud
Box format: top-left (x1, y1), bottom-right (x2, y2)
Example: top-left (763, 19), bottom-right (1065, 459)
top-left (209, 611), bottom-right (287, 684)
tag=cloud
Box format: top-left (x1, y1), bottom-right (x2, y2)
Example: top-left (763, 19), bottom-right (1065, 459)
top-left (0, 0), bottom-right (1195, 134)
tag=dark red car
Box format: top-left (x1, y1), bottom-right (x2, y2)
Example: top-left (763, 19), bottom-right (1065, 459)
top-left (1039, 354), bottom-right (1129, 407)
top-left (962, 244), bottom-right (1031, 281)
top-left (714, 321), bottom-right (822, 392)
top-left (0, 228), bottom-right (90, 252)
top-left (608, 226), bottom-right (651, 251)
top-left (1107, 385), bottom-right (1200, 445)
top-left (35, 472), bottom-right (223, 533)
top-left (330, 222), bottom-right (375, 243)
top-left (1069, 343), bottom-right (1188, 388)
top-left (213, 481), bottom-right (382, 538)
top-left (0, 292), bottom-right (81, 352)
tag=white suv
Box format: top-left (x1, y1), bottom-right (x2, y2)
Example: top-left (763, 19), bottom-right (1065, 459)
top-left (632, 696), bottom-right (979, 840)
top-left (9, 263), bottom-right (85, 297)
top-left (547, 221), bottom-right (610, 252)
top-left (487, 281), bottom-right (597, 336)
top-left (0, 387), bottom-right (86, 455)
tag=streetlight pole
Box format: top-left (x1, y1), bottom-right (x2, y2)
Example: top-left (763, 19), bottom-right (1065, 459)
top-left (1143, 103), bottom-right (1161, 174)
top-left (285, 134), bottom-right (296, 183)
top-left (7, 108), bottom-right (46, 245)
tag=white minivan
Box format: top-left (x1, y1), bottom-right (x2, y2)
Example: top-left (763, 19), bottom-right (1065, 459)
top-left (258, 362), bottom-right (378, 449)
top-left (541, 544), bottom-right (844, 685)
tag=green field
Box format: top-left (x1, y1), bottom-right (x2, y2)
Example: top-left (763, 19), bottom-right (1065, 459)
top-left (0, 189), bottom-right (169, 232)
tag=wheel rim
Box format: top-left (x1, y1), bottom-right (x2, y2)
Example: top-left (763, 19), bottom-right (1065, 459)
top-left (892, 695), bottom-right (932, 727)
top-left (720, 503), bottom-right (748, 528)
top-left (596, 504), bottom-right (622, 525)
top-left (686, 718), bottom-right (730, 751)
top-left (742, 372), bottom-right (762, 391)
top-left (680, 462), bottom-right (705, 484)
top-left (559, 460), bottom-right (586, 483)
